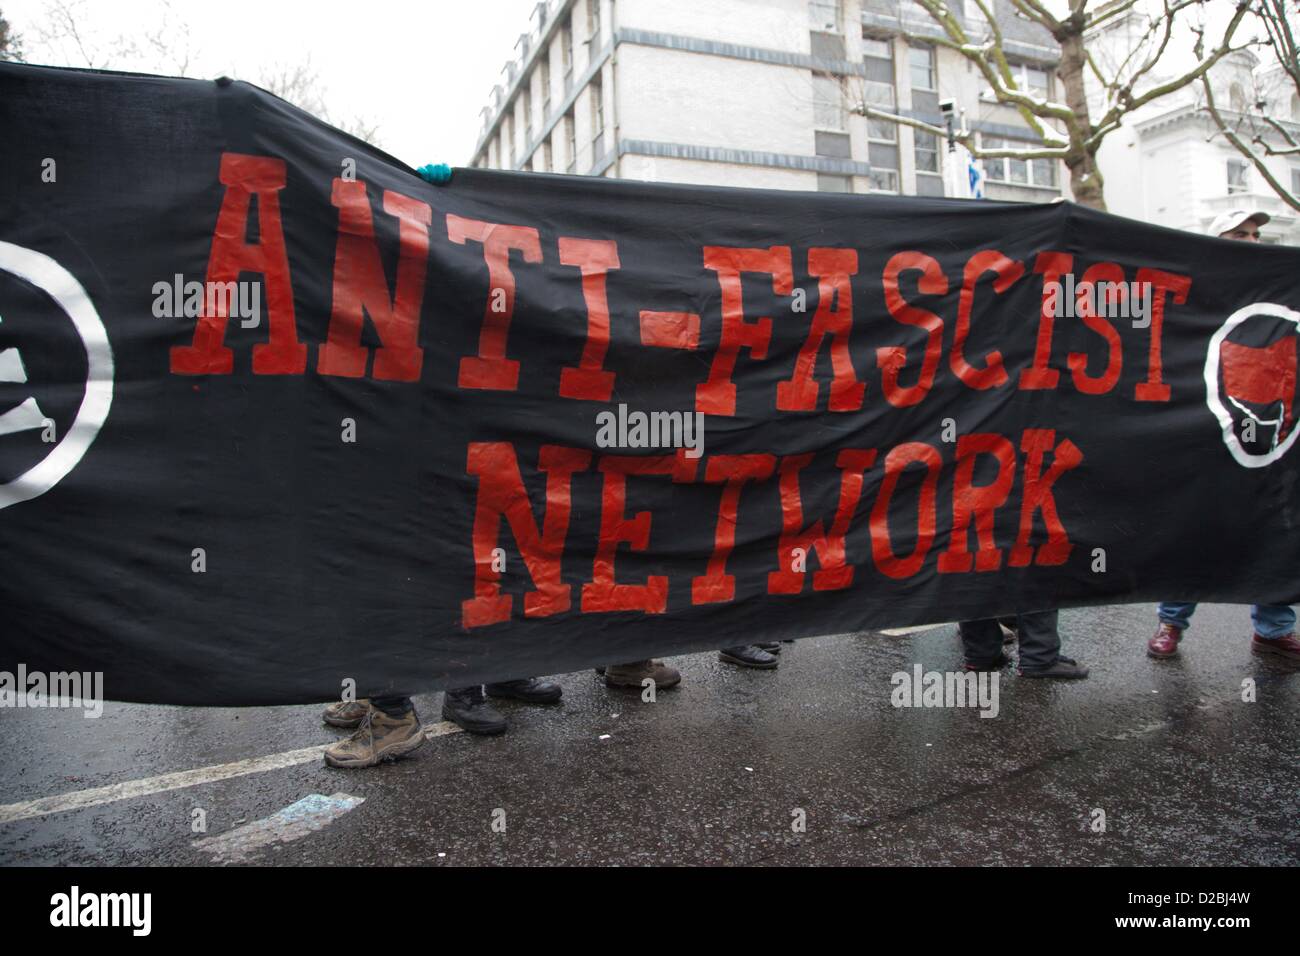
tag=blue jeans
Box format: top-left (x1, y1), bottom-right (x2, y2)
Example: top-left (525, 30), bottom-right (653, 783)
top-left (1157, 602), bottom-right (1296, 639)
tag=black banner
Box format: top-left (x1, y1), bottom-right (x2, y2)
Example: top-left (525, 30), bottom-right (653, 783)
top-left (2, 62), bottom-right (1299, 706)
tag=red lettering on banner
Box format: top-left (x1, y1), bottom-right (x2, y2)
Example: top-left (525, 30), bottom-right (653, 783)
top-left (767, 449), bottom-right (878, 594)
top-left (171, 153), bottom-right (306, 375)
top-left (462, 443), bottom-right (591, 629)
top-left (878, 252), bottom-right (948, 408)
top-left (1008, 429), bottom-right (1084, 567)
top-left (692, 454), bottom-right (777, 605)
top-left (448, 214), bottom-right (542, 391)
top-left (1019, 252), bottom-right (1071, 390)
top-left (558, 238), bottom-right (620, 401)
top-left (937, 433), bottom-right (1015, 573)
top-left (869, 442), bottom-right (942, 580)
top-left (777, 248), bottom-right (865, 412)
top-left (697, 246), bottom-right (794, 415)
top-left (1068, 262), bottom-right (1124, 395)
top-left (952, 250), bottom-right (1023, 390)
top-left (582, 454), bottom-right (698, 614)
top-left (639, 310), bottom-right (701, 349)
top-left (318, 180), bottom-right (431, 381)
top-left (1133, 268), bottom-right (1191, 403)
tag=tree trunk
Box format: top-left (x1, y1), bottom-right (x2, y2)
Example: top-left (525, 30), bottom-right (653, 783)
top-left (1056, 23), bottom-right (1106, 210)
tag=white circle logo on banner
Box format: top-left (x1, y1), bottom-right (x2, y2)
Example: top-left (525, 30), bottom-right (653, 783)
top-left (0, 240), bottom-right (114, 510)
top-left (1204, 301), bottom-right (1300, 469)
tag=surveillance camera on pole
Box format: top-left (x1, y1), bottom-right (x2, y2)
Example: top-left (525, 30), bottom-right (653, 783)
top-left (939, 98), bottom-right (957, 153)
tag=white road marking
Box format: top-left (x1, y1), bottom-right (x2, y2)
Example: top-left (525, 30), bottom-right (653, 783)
top-left (0, 721), bottom-right (461, 825)
top-left (192, 792), bottom-right (364, 863)
top-left (879, 623), bottom-right (949, 636)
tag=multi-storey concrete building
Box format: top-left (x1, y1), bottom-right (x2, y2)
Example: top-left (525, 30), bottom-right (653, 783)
top-left (468, 0), bottom-right (1064, 203)
top-left (468, 0), bottom-right (1300, 242)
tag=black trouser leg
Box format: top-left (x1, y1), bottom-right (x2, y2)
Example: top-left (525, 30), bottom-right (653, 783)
top-left (1015, 610), bottom-right (1061, 671)
top-left (371, 696), bottom-right (414, 717)
top-left (958, 618), bottom-right (1004, 667)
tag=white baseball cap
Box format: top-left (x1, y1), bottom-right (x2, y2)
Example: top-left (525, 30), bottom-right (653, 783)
top-left (1208, 208), bottom-right (1270, 238)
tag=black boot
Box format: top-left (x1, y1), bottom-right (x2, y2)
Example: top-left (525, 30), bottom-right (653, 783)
top-left (719, 645), bottom-right (779, 669)
top-left (441, 685), bottom-right (508, 735)
top-left (1019, 655), bottom-right (1089, 679)
top-left (485, 677), bottom-right (563, 704)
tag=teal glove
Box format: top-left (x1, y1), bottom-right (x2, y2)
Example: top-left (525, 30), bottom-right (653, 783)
top-left (416, 163), bottom-right (452, 185)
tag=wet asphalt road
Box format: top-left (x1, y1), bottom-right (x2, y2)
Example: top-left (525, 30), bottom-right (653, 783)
top-left (1, 602), bottom-right (1297, 866)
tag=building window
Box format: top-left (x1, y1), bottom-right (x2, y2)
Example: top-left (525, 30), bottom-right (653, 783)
top-left (815, 130), bottom-right (852, 158)
top-left (817, 173), bottom-right (852, 192)
top-left (1227, 158), bottom-right (1249, 193)
top-left (588, 0), bottom-right (601, 43)
top-left (914, 130), bottom-right (939, 173)
top-left (813, 74), bottom-right (845, 130)
top-left (562, 24), bottom-right (573, 92)
top-left (863, 36), bottom-right (897, 142)
top-left (909, 45), bottom-right (936, 92)
top-left (522, 88), bottom-right (532, 144)
top-left (591, 76), bottom-right (605, 156)
top-left (541, 58), bottom-right (551, 118)
top-left (1024, 65), bottom-right (1050, 100)
top-left (867, 166), bottom-right (899, 193)
top-left (565, 109), bottom-right (577, 173)
top-left (809, 0), bottom-right (841, 32)
top-left (982, 135), bottom-right (1057, 187)
top-left (1008, 62), bottom-right (1050, 100)
top-left (543, 140), bottom-right (553, 172)
top-left (505, 115), bottom-right (516, 168)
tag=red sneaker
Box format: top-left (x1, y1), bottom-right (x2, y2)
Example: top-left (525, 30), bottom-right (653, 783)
top-left (1148, 622), bottom-right (1182, 658)
top-left (1251, 631), bottom-right (1300, 662)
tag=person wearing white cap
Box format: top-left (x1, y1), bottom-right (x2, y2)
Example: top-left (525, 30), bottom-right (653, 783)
top-left (1206, 208), bottom-right (1270, 242)
top-left (1148, 206), bottom-right (1299, 663)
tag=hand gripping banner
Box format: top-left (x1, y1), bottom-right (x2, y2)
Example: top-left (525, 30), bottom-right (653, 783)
top-left (2, 62), bottom-right (1299, 705)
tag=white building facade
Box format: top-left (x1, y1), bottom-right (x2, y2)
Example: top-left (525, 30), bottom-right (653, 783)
top-left (1091, 12), bottom-right (1300, 246)
top-left (468, 0), bottom-right (1064, 204)
top-left (468, 0), bottom-right (1300, 243)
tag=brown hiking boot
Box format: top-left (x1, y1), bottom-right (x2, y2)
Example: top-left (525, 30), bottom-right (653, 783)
top-left (604, 659), bottom-right (682, 690)
top-left (1252, 631), bottom-right (1300, 662)
top-left (1148, 622), bottom-right (1183, 659)
top-left (324, 707), bottom-right (425, 769)
top-left (322, 698), bottom-right (371, 728)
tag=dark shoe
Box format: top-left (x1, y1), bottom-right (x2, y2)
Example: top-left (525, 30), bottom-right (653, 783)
top-left (324, 707), bottom-right (425, 769)
top-left (441, 685), bottom-right (507, 735)
top-left (604, 659), bottom-right (682, 690)
top-left (322, 698), bottom-right (370, 728)
top-left (1148, 622), bottom-right (1183, 659)
top-left (757, 641), bottom-right (781, 654)
top-left (485, 677), bottom-right (563, 704)
top-left (593, 666), bottom-right (606, 676)
top-left (962, 652), bottom-right (1010, 673)
top-left (1019, 655), bottom-right (1089, 679)
top-left (1252, 631), bottom-right (1300, 662)
top-left (719, 645), bottom-right (779, 669)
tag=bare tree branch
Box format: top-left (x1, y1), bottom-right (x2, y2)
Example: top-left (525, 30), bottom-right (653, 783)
top-left (835, 0), bottom-right (1259, 211)
top-left (1202, 73), bottom-right (1300, 212)
top-left (258, 57), bottom-right (382, 145)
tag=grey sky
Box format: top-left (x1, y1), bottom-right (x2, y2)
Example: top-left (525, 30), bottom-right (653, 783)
top-left (5, 0), bottom-right (539, 166)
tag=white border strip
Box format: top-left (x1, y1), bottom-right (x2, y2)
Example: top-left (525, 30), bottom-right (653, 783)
top-left (0, 721), bottom-right (461, 825)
